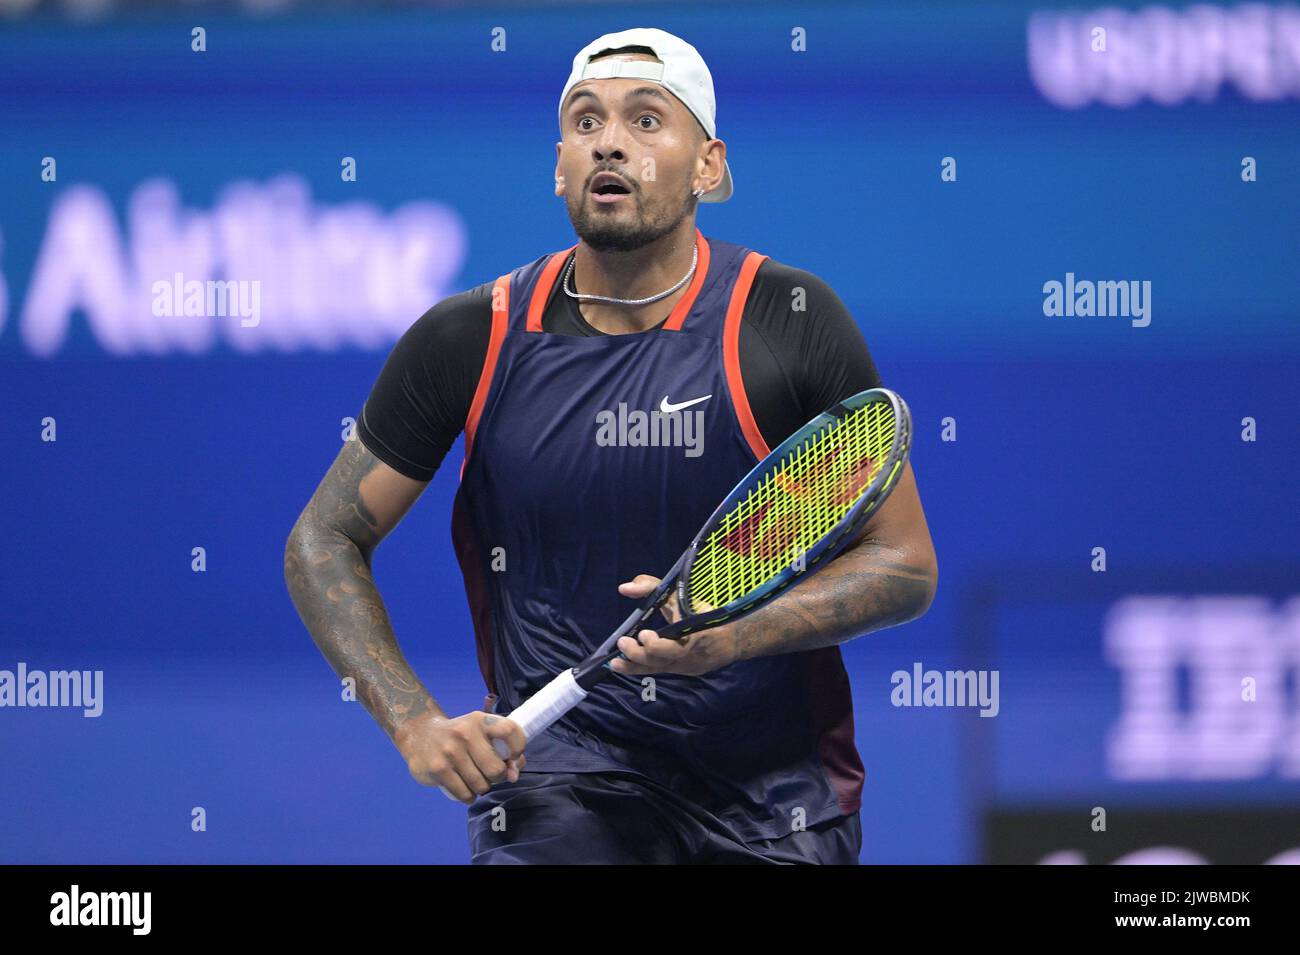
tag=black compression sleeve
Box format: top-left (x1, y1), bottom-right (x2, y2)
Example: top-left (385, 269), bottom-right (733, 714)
top-left (738, 259), bottom-right (883, 451)
top-left (355, 282), bottom-right (493, 481)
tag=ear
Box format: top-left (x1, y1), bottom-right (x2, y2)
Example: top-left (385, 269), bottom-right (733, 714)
top-left (554, 144), bottom-right (565, 197)
top-left (697, 137), bottom-right (726, 197)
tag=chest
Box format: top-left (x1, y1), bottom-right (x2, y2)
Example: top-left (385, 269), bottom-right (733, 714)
top-left (466, 328), bottom-right (755, 550)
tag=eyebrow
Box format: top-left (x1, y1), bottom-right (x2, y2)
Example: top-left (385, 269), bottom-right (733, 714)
top-left (563, 85), bottom-right (676, 116)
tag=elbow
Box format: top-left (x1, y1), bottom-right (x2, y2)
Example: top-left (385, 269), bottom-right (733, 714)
top-left (283, 516), bottom-right (373, 585)
top-left (903, 541), bottom-right (939, 625)
top-left (283, 525), bottom-right (304, 592)
top-left (917, 544), bottom-right (939, 619)
top-left (915, 572), bottom-right (937, 621)
top-left (283, 516), bottom-right (317, 590)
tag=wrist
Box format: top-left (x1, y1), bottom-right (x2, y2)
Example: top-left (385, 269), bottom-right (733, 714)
top-left (392, 707), bottom-right (444, 751)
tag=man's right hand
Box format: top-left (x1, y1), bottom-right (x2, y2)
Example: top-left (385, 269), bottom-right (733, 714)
top-left (393, 711), bottom-right (526, 804)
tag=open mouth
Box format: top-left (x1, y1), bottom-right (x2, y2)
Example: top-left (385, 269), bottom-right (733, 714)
top-left (590, 173), bottom-right (632, 203)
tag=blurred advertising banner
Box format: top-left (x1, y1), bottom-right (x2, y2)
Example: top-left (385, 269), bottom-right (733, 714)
top-left (988, 809), bottom-right (1300, 864)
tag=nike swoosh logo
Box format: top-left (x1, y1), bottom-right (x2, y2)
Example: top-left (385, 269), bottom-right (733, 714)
top-left (660, 394), bottom-right (713, 414)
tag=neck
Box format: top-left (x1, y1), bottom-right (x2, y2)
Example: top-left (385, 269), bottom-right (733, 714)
top-left (571, 219), bottom-right (698, 334)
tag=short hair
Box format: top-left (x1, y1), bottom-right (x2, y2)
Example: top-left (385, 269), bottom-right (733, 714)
top-left (589, 44), bottom-right (660, 62)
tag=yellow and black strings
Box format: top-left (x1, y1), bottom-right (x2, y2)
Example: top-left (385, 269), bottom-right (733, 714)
top-left (687, 400), bottom-right (898, 610)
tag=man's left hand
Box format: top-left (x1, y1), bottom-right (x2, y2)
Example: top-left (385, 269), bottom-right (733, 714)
top-left (610, 574), bottom-right (741, 677)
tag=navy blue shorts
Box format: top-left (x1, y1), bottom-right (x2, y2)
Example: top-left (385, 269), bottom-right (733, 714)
top-left (467, 770), bottom-right (862, 864)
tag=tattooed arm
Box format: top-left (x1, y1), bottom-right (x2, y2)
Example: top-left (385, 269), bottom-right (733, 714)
top-left (283, 433), bottom-right (524, 802)
top-left (610, 461), bottom-right (938, 676)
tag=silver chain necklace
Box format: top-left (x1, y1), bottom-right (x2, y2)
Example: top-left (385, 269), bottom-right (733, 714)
top-left (562, 243), bottom-right (698, 307)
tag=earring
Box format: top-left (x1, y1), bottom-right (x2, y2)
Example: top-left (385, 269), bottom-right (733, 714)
top-left (692, 187), bottom-right (705, 198)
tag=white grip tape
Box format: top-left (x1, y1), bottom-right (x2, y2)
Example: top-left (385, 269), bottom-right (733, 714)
top-left (491, 669), bottom-right (588, 759)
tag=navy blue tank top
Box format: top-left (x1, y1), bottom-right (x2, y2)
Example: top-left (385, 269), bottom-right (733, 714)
top-left (450, 228), bottom-right (863, 841)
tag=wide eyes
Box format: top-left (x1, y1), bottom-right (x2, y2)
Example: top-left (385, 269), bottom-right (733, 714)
top-left (576, 114), bottom-right (661, 132)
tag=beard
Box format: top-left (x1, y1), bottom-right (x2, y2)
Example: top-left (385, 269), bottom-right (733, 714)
top-left (565, 183), bottom-right (697, 253)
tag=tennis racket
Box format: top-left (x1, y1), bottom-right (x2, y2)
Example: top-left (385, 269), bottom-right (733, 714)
top-left (490, 386), bottom-right (912, 759)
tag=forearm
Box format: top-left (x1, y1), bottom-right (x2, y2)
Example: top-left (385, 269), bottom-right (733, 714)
top-left (284, 522), bottom-right (445, 740)
top-left (726, 538), bottom-right (936, 662)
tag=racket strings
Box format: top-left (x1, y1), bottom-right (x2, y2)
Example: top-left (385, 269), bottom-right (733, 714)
top-left (687, 400), bottom-right (898, 610)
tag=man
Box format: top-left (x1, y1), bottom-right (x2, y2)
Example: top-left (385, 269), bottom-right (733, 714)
top-left (284, 27), bottom-right (937, 864)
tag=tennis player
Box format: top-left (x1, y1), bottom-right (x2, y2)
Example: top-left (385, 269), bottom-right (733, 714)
top-left (285, 27), bottom-right (937, 864)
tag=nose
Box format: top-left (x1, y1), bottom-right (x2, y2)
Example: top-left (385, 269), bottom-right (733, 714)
top-left (591, 119), bottom-right (632, 167)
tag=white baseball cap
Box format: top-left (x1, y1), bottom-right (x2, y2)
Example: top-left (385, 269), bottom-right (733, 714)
top-left (558, 27), bottom-right (733, 203)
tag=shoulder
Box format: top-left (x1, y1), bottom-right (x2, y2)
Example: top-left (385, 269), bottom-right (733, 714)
top-left (750, 256), bottom-right (841, 300)
top-left (378, 281), bottom-right (498, 382)
top-left (399, 281), bottom-right (495, 350)
top-left (742, 255), bottom-right (855, 337)
top-left (740, 251), bottom-right (882, 390)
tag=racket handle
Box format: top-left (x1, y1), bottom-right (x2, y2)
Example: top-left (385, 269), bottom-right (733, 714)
top-left (490, 668), bottom-right (588, 759)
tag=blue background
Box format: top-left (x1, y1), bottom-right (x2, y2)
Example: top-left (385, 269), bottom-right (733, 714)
top-left (1, 2), bottom-right (1297, 863)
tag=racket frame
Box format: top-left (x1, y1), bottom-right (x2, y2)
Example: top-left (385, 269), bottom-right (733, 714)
top-left (675, 386), bottom-right (912, 631)
top-left (572, 387), bottom-right (911, 687)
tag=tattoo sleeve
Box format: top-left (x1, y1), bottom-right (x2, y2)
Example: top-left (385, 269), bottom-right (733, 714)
top-left (283, 438), bottom-right (443, 742)
top-left (724, 537), bottom-right (937, 663)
